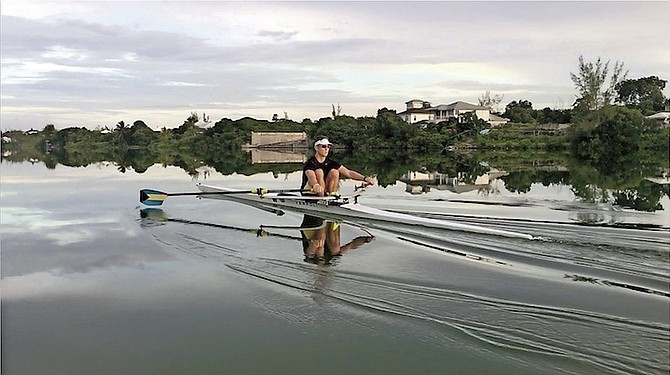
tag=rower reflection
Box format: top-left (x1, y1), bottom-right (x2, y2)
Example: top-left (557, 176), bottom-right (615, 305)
top-left (139, 209), bottom-right (375, 265)
top-left (300, 215), bottom-right (375, 265)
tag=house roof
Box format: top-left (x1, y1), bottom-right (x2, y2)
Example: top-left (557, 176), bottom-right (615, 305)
top-left (446, 101), bottom-right (489, 110)
top-left (489, 113), bottom-right (509, 122)
top-left (405, 99), bottom-right (427, 104)
top-left (397, 109), bottom-right (434, 115)
top-left (429, 101), bottom-right (488, 111)
top-left (647, 112), bottom-right (670, 120)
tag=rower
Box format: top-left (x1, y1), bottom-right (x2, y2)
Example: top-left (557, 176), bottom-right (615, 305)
top-left (302, 136), bottom-right (376, 197)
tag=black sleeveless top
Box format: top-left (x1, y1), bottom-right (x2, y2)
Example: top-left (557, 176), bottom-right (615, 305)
top-left (301, 156), bottom-right (342, 188)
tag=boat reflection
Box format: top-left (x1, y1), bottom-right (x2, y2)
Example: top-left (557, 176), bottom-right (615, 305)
top-left (297, 215), bottom-right (375, 265)
top-left (139, 209), bottom-right (375, 265)
top-left (138, 208), bottom-right (298, 240)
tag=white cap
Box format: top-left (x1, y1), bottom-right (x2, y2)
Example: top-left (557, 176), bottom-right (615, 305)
top-left (314, 138), bottom-right (333, 148)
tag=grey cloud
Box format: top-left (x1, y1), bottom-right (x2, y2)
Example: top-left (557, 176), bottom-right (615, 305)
top-left (1, 15), bottom-right (356, 110)
top-left (4, 14), bottom-right (504, 68)
top-left (1, 1), bottom-right (667, 130)
top-left (2, 16), bottom-right (215, 63)
top-left (257, 30), bottom-right (298, 42)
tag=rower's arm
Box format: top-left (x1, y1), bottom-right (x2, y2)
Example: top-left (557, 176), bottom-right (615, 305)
top-left (339, 235), bottom-right (375, 254)
top-left (305, 169), bottom-right (325, 194)
top-left (339, 166), bottom-right (376, 185)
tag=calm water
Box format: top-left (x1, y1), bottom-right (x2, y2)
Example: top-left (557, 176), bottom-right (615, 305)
top-left (1, 161), bottom-right (669, 375)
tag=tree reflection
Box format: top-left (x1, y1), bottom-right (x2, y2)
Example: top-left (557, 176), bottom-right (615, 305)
top-left (612, 180), bottom-right (666, 212)
top-left (2, 140), bottom-right (667, 213)
top-left (564, 273), bottom-right (669, 298)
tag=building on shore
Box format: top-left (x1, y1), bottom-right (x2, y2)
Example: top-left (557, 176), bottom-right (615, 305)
top-left (397, 99), bottom-right (505, 125)
top-left (242, 131), bottom-right (308, 149)
top-left (241, 132), bottom-right (308, 164)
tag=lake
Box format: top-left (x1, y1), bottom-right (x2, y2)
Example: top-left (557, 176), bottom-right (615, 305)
top-left (1, 160), bottom-right (669, 375)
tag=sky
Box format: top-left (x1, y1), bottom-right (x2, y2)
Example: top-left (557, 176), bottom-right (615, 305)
top-left (1, 1), bottom-right (669, 131)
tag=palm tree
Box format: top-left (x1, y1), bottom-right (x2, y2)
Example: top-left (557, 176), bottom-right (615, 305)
top-left (114, 121), bottom-right (130, 149)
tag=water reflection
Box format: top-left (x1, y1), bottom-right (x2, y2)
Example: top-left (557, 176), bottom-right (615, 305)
top-left (298, 215), bottom-right (375, 265)
top-left (3, 139), bottom-right (668, 213)
top-left (139, 209), bottom-right (376, 265)
top-left (564, 273), bottom-right (670, 298)
top-left (139, 208), bottom-right (299, 240)
top-left (399, 169), bottom-right (508, 195)
top-left (247, 148), bottom-right (307, 164)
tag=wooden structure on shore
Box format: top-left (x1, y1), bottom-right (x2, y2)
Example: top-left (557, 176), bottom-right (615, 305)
top-left (249, 149), bottom-right (307, 164)
top-left (243, 132), bottom-right (308, 149)
top-left (241, 132), bottom-right (309, 164)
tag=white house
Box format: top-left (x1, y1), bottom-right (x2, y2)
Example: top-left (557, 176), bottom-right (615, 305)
top-left (397, 99), bottom-right (435, 123)
top-left (398, 99), bottom-right (496, 124)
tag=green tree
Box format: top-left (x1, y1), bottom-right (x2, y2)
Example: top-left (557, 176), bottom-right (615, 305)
top-left (501, 171), bottom-right (535, 193)
top-left (615, 76), bottom-right (667, 115)
top-left (42, 124), bottom-right (57, 136)
top-left (570, 55), bottom-right (628, 111)
top-left (114, 121), bottom-right (130, 149)
top-left (455, 112), bottom-right (487, 135)
top-left (128, 120), bottom-right (158, 146)
top-left (173, 112), bottom-right (199, 135)
top-left (570, 107), bottom-right (646, 172)
top-left (612, 180), bottom-right (665, 212)
top-left (369, 108), bottom-right (420, 149)
top-left (504, 100), bottom-right (536, 124)
top-left (536, 107), bottom-right (572, 124)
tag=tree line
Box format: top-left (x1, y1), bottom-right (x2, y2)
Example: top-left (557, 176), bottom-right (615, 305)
top-left (2, 56), bottom-right (668, 178)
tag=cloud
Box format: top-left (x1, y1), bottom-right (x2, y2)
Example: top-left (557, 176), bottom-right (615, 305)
top-left (1, 1), bottom-right (669, 130)
top-left (257, 30), bottom-right (298, 42)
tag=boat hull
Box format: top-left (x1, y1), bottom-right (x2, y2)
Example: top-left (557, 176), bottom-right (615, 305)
top-left (196, 183), bottom-right (535, 240)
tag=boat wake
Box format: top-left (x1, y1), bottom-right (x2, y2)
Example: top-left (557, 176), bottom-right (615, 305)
top-left (227, 259), bottom-right (669, 375)
top-left (139, 208), bottom-right (670, 375)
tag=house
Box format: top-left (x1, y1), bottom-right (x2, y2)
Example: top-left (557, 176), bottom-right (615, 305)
top-left (397, 99), bottom-right (435, 123)
top-left (397, 99), bottom-right (496, 125)
top-left (646, 112), bottom-right (669, 127)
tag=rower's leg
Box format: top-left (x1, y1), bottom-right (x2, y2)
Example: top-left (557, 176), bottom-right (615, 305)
top-left (325, 168), bottom-right (340, 194)
top-left (325, 222), bottom-right (342, 255)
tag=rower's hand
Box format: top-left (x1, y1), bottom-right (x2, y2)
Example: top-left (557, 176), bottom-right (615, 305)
top-left (355, 178), bottom-right (375, 192)
top-left (363, 176), bottom-right (377, 187)
top-left (311, 183), bottom-right (325, 196)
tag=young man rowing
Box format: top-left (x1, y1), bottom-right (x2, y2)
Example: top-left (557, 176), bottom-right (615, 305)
top-left (302, 136), bottom-right (376, 196)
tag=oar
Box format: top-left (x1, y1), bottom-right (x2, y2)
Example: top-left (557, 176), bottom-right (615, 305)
top-left (139, 208), bottom-right (302, 240)
top-left (139, 187), bottom-right (309, 206)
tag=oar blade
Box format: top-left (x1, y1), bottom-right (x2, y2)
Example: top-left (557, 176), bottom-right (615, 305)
top-left (140, 189), bottom-right (168, 206)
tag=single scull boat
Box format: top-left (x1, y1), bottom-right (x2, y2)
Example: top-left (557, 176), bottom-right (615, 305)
top-left (195, 183), bottom-right (535, 240)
